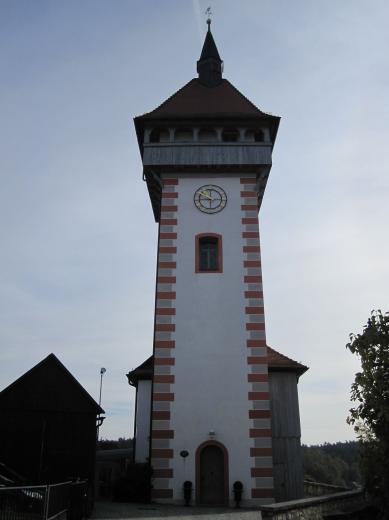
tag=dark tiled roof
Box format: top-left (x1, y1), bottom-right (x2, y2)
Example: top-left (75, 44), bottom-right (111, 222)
top-left (135, 78), bottom-right (277, 120)
top-left (126, 356), bottom-right (153, 386)
top-left (199, 30), bottom-right (221, 61)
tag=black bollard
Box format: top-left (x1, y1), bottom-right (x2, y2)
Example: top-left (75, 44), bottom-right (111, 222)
top-left (233, 481), bottom-right (243, 508)
top-left (183, 481), bottom-right (193, 506)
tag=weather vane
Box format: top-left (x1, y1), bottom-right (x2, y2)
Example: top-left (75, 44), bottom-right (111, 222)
top-left (205, 6), bottom-right (212, 29)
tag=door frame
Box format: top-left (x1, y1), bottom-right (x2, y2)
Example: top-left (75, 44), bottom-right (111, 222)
top-left (195, 440), bottom-right (229, 505)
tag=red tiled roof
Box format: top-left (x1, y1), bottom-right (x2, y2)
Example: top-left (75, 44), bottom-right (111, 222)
top-left (136, 78), bottom-right (276, 120)
top-left (127, 347), bottom-right (307, 386)
top-left (267, 346), bottom-right (308, 376)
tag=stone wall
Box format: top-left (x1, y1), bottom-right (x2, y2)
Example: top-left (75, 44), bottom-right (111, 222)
top-left (260, 489), bottom-right (365, 519)
top-left (304, 480), bottom-right (349, 497)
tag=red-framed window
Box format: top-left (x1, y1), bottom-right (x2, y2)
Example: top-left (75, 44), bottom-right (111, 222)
top-left (195, 233), bottom-right (223, 273)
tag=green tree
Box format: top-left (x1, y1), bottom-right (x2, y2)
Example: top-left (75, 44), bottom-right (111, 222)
top-left (346, 310), bottom-right (389, 517)
top-left (98, 437), bottom-right (133, 450)
top-left (302, 443), bottom-right (360, 487)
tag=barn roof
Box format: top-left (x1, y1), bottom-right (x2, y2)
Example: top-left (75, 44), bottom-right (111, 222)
top-left (0, 353), bottom-right (104, 414)
top-left (127, 347), bottom-right (307, 387)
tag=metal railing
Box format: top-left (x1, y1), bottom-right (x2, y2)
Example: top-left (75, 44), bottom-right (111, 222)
top-left (45, 482), bottom-right (70, 520)
top-left (0, 480), bottom-right (88, 520)
top-left (0, 484), bottom-right (46, 520)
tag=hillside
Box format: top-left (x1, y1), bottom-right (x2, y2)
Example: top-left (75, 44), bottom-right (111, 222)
top-left (303, 441), bottom-right (362, 488)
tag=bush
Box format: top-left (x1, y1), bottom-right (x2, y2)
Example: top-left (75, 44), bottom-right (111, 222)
top-left (112, 463), bottom-right (152, 503)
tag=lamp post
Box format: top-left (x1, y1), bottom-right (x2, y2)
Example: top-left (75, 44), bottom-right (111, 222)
top-left (99, 367), bottom-right (106, 407)
top-left (97, 367), bottom-right (106, 441)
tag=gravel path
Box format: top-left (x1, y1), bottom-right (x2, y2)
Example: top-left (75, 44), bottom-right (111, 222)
top-left (91, 502), bottom-right (262, 520)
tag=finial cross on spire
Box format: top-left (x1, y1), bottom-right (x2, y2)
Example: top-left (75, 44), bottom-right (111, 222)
top-left (197, 7), bottom-right (222, 87)
top-left (205, 7), bottom-right (212, 30)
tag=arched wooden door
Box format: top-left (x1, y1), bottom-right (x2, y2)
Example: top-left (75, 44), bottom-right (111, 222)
top-left (196, 442), bottom-right (228, 505)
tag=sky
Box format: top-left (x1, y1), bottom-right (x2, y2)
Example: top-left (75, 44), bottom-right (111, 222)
top-left (0, 0), bottom-right (388, 445)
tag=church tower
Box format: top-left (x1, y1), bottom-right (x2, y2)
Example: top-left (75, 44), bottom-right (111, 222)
top-left (130, 22), bottom-right (306, 506)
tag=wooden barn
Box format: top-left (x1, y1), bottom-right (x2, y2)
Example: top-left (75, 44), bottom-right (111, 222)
top-left (0, 354), bottom-right (103, 488)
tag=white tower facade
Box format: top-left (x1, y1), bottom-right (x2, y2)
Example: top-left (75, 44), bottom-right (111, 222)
top-left (133, 26), bottom-right (282, 506)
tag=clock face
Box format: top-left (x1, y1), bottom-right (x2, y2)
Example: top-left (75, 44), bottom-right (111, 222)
top-left (194, 185), bottom-right (227, 214)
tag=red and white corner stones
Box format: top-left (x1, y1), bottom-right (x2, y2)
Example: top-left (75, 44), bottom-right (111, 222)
top-left (151, 178), bottom-right (178, 499)
top-left (240, 177), bottom-right (274, 501)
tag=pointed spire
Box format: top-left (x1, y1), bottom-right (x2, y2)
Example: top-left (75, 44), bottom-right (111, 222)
top-left (197, 19), bottom-right (223, 87)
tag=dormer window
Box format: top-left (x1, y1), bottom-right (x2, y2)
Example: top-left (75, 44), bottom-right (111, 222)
top-left (195, 234), bottom-right (223, 273)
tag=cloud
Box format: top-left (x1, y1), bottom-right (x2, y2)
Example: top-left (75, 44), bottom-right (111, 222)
top-left (1, 0), bottom-right (388, 444)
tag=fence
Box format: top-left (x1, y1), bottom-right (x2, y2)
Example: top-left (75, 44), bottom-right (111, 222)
top-left (0, 480), bottom-right (88, 520)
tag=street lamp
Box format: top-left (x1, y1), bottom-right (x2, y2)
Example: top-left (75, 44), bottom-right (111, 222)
top-left (99, 367), bottom-right (106, 407)
top-left (97, 367), bottom-right (106, 441)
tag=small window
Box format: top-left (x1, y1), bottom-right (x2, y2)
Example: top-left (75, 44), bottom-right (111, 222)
top-left (175, 128), bottom-right (193, 142)
top-left (245, 129), bottom-right (265, 142)
top-left (196, 234), bottom-right (223, 273)
top-left (254, 129), bottom-right (265, 142)
top-left (222, 127), bottom-right (239, 142)
top-left (200, 237), bottom-right (218, 270)
top-left (149, 128), bottom-right (169, 143)
top-left (198, 127), bottom-right (218, 142)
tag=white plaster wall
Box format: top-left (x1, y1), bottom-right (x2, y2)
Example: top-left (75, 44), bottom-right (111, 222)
top-left (170, 173), bottom-right (253, 504)
top-left (135, 380), bottom-right (152, 463)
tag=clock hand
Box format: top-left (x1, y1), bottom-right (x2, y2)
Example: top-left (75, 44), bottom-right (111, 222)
top-left (199, 190), bottom-right (213, 201)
